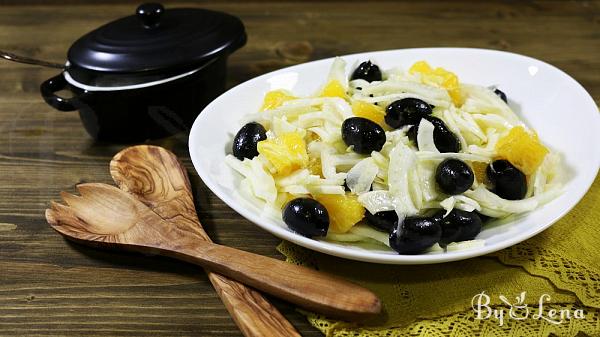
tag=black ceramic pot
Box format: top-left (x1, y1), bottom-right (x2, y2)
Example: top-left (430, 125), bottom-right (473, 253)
top-left (40, 3), bottom-right (246, 143)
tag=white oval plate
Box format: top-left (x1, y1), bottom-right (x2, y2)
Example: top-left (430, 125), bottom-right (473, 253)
top-left (189, 48), bottom-right (600, 264)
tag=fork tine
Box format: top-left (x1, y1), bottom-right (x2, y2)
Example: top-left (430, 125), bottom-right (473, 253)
top-left (75, 182), bottom-right (145, 216)
top-left (45, 208), bottom-right (58, 226)
top-left (50, 200), bottom-right (68, 212)
top-left (50, 201), bottom-right (78, 219)
top-left (60, 191), bottom-right (81, 206)
top-left (76, 183), bottom-right (98, 197)
top-left (45, 207), bottom-right (87, 240)
top-left (76, 183), bottom-right (138, 204)
top-left (46, 201), bottom-right (96, 239)
top-left (47, 201), bottom-right (79, 225)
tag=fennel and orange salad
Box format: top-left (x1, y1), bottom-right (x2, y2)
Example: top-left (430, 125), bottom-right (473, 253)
top-left (225, 58), bottom-right (562, 254)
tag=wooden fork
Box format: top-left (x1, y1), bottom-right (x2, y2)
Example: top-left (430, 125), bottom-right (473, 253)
top-left (46, 183), bottom-right (381, 322)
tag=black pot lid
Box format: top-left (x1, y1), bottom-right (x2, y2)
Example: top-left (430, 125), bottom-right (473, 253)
top-left (66, 3), bottom-right (246, 86)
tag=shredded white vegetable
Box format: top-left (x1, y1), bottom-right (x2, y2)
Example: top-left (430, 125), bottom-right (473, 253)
top-left (225, 57), bottom-right (563, 255)
top-left (346, 158), bottom-right (379, 194)
top-left (416, 118), bottom-right (438, 153)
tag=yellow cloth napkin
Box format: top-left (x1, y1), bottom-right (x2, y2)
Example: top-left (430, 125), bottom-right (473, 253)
top-left (278, 176), bottom-right (600, 337)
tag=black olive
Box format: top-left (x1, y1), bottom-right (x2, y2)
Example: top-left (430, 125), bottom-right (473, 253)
top-left (350, 61), bottom-right (382, 82)
top-left (494, 88), bottom-right (508, 103)
top-left (384, 98), bottom-right (432, 129)
top-left (282, 198), bottom-right (329, 237)
top-left (407, 116), bottom-right (461, 153)
top-left (432, 209), bottom-right (482, 245)
top-left (431, 210), bottom-right (445, 224)
top-left (407, 125), bottom-right (417, 143)
top-left (341, 117), bottom-right (386, 154)
top-left (365, 210), bottom-right (398, 232)
top-left (486, 160), bottom-right (527, 200)
top-left (435, 158), bottom-right (474, 195)
top-left (389, 216), bottom-right (441, 254)
top-left (232, 122), bottom-right (267, 160)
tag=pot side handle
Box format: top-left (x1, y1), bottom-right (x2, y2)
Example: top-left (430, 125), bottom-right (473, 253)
top-left (40, 73), bottom-right (77, 111)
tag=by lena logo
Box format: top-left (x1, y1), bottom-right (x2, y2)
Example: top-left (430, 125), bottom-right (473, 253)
top-left (471, 291), bottom-right (585, 326)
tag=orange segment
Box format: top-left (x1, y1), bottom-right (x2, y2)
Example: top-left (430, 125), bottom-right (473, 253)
top-left (320, 80), bottom-right (348, 99)
top-left (495, 126), bottom-right (549, 175)
top-left (260, 89), bottom-right (296, 111)
top-left (308, 156), bottom-right (323, 178)
top-left (351, 100), bottom-right (387, 129)
top-left (314, 194), bottom-right (365, 233)
top-left (409, 60), bottom-right (434, 74)
top-left (409, 61), bottom-right (463, 106)
top-left (471, 161), bottom-right (489, 184)
top-left (257, 132), bottom-right (309, 176)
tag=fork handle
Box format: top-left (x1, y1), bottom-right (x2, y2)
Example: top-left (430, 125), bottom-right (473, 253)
top-left (207, 272), bottom-right (301, 337)
top-left (167, 242), bottom-right (381, 321)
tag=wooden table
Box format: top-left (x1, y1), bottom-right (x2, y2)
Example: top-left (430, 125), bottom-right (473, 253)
top-left (0, 1), bottom-right (598, 336)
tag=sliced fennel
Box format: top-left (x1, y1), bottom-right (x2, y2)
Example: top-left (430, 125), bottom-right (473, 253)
top-left (416, 118), bottom-right (438, 153)
top-left (225, 57), bottom-right (562, 256)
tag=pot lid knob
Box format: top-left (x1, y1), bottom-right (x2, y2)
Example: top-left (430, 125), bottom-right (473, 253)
top-left (136, 3), bottom-right (164, 28)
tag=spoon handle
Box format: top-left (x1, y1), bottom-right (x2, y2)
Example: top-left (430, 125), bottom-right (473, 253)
top-left (110, 146), bottom-right (301, 337)
top-left (169, 241), bottom-right (381, 321)
top-left (0, 49), bottom-right (64, 69)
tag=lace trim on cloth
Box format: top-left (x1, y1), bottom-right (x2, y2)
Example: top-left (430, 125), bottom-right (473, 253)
top-left (303, 305), bottom-right (599, 337)
top-left (277, 243), bottom-right (599, 337)
top-left (493, 245), bottom-right (600, 309)
top-left (278, 239), bottom-right (319, 268)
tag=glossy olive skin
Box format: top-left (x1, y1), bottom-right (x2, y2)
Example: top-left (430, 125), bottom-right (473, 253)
top-left (282, 198), bottom-right (329, 237)
top-left (494, 88), bottom-right (508, 103)
top-left (389, 216), bottom-right (441, 254)
top-left (365, 210), bottom-right (398, 232)
top-left (384, 98), bottom-right (432, 129)
top-left (342, 117), bottom-right (386, 154)
top-left (486, 160), bottom-right (527, 200)
top-left (407, 116), bottom-right (461, 153)
top-left (432, 209), bottom-right (482, 245)
top-left (436, 158), bottom-right (474, 195)
top-left (232, 122), bottom-right (267, 160)
top-left (350, 61), bottom-right (382, 82)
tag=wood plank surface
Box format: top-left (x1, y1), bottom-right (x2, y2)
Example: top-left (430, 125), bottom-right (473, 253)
top-left (0, 1), bottom-right (598, 336)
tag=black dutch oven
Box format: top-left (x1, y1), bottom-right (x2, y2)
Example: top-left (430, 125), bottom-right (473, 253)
top-left (40, 3), bottom-right (246, 142)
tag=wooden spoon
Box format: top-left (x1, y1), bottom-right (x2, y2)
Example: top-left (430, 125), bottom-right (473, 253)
top-left (109, 145), bottom-right (299, 337)
top-left (45, 183), bottom-right (381, 322)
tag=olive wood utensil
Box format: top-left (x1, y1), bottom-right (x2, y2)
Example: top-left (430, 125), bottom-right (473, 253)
top-left (109, 145), bottom-right (299, 337)
top-left (45, 183), bottom-right (381, 322)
